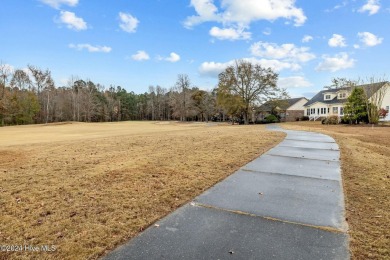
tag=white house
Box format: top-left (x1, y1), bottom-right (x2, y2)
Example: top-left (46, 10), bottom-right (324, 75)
top-left (258, 97), bottom-right (308, 122)
top-left (304, 82), bottom-right (390, 121)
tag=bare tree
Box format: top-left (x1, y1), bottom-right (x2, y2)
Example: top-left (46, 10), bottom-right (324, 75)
top-left (363, 78), bottom-right (389, 124)
top-left (28, 65), bottom-right (52, 123)
top-left (325, 77), bottom-right (356, 90)
top-left (172, 74), bottom-right (192, 121)
top-left (82, 80), bottom-right (98, 122)
top-left (10, 69), bottom-right (31, 90)
top-left (147, 86), bottom-right (156, 120)
top-left (43, 74), bottom-right (55, 123)
top-left (28, 65), bottom-right (50, 94)
top-left (52, 87), bottom-right (70, 121)
top-left (66, 76), bottom-right (79, 121)
top-left (0, 63), bottom-right (13, 125)
top-left (0, 63), bottom-right (12, 97)
top-left (155, 85), bottom-right (166, 120)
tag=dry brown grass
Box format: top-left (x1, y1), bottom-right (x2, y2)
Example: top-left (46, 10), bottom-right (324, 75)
top-left (282, 121), bottom-right (390, 260)
top-left (0, 121), bottom-right (284, 260)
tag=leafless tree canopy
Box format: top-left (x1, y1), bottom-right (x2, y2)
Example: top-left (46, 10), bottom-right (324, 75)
top-left (362, 78), bottom-right (389, 124)
top-left (217, 60), bottom-right (286, 124)
top-left (0, 63), bottom-right (230, 125)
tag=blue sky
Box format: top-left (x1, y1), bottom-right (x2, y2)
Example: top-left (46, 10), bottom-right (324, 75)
top-left (1, 0), bottom-right (389, 98)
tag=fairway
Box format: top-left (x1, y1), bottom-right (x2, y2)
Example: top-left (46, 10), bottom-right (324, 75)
top-left (0, 121), bottom-right (209, 147)
top-left (0, 121), bottom-right (284, 260)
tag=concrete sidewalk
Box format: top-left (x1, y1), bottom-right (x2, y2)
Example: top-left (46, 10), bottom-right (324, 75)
top-left (103, 125), bottom-right (349, 260)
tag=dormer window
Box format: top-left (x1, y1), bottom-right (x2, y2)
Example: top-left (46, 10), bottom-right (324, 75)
top-left (338, 92), bottom-right (347, 99)
top-left (325, 94), bottom-right (331, 100)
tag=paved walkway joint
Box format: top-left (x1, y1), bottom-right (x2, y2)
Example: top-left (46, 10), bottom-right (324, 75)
top-left (103, 124), bottom-right (350, 260)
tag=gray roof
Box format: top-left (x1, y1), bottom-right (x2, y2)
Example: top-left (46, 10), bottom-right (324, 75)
top-left (259, 97), bottom-right (307, 111)
top-left (304, 82), bottom-right (388, 107)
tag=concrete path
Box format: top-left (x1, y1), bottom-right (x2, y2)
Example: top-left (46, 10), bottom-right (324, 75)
top-left (103, 125), bottom-right (349, 260)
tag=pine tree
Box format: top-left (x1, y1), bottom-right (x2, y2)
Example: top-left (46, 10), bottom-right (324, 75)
top-left (343, 87), bottom-right (367, 124)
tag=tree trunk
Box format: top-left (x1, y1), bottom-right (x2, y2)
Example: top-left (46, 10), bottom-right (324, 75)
top-left (243, 110), bottom-right (249, 124)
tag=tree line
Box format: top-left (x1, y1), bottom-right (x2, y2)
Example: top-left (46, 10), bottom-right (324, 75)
top-left (0, 60), bottom-right (287, 126)
top-left (0, 66), bottom-right (219, 125)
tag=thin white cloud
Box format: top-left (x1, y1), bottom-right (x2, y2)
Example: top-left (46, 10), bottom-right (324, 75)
top-left (302, 35), bottom-right (313, 43)
top-left (131, 50), bottom-right (150, 61)
top-left (184, 0), bottom-right (307, 29)
top-left (316, 52), bottom-right (355, 72)
top-left (262, 27), bottom-right (272, 36)
top-left (328, 34), bottom-right (347, 47)
top-left (357, 32), bottom-right (383, 47)
top-left (69, 44), bottom-right (112, 53)
top-left (325, 1), bottom-right (348, 12)
top-left (119, 12), bottom-right (139, 33)
top-left (278, 76), bottom-right (312, 88)
top-left (209, 26), bottom-right (251, 40)
top-left (40, 0), bottom-right (78, 9)
top-left (199, 58), bottom-right (301, 78)
top-left (359, 0), bottom-right (380, 15)
top-left (250, 41), bottom-right (316, 63)
top-left (157, 53), bottom-right (180, 62)
top-left (334, 1), bottom-right (348, 10)
top-left (59, 11), bottom-right (87, 31)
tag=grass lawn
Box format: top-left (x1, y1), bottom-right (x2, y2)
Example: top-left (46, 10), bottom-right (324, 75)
top-left (282, 121), bottom-right (389, 260)
top-left (0, 121), bottom-right (284, 260)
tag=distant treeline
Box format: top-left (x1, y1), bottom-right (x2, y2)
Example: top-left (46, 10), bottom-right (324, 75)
top-left (1, 60), bottom-right (288, 126)
top-left (0, 64), bottom-right (220, 126)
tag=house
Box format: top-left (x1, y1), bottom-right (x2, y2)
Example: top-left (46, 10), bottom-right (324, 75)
top-left (258, 97), bottom-right (308, 122)
top-left (304, 82), bottom-right (390, 121)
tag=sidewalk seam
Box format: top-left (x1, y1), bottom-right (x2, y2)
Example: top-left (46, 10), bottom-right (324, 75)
top-left (240, 168), bottom-right (340, 182)
top-left (278, 145), bottom-right (340, 151)
top-left (192, 202), bottom-right (346, 234)
top-left (266, 153), bottom-right (339, 162)
top-left (285, 138), bottom-right (336, 143)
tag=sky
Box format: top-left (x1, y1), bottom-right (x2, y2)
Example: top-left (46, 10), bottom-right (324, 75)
top-left (0, 0), bottom-right (389, 98)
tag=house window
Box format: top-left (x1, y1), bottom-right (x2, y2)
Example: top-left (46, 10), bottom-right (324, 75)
top-left (386, 106), bottom-right (389, 112)
top-left (333, 107), bottom-right (338, 114)
top-left (307, 109), bottom-right (310, 115)
top-left (328, 108), bottom-right (330, 113)
top-left (325, 95), bottom-right (331, 100)
top-left (339, 93), bottom-right (347, 99)
top-left (340, 107), bottom-right (344, 115)
top-left (317, 108), bottom-right (320, 114)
